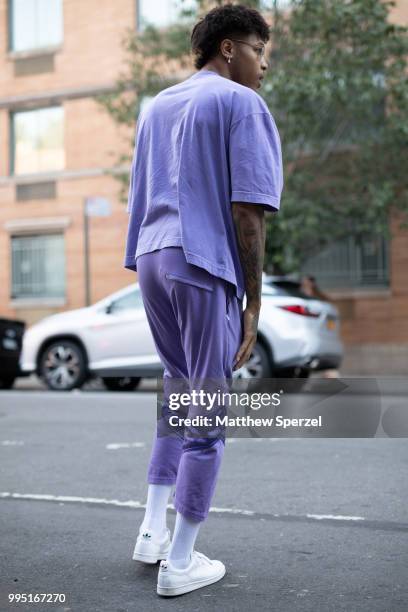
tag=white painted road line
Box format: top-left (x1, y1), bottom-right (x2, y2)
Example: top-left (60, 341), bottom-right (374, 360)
top-left (0, 491), bottom-right (365, 522)
top-left (306, 513), bottom-right (365, 521)
top-left (226, 438), bottom-right (286, 443)
top-left (0, 492), bottom-right (146, 509)
top-left (105, 442), bottom-right (146, 450)
top-left (0, 439), bottom-right (284, 449)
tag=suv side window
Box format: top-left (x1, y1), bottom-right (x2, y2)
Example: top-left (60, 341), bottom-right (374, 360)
top-left (110, 289), bottom-right (143, 312)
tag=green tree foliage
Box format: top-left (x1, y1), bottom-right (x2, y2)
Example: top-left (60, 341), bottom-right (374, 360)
top-left (98, 0), bottom-right (407, 273)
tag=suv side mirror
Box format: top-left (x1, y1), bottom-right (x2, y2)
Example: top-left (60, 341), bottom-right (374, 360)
top-left (105, 302), bottom-right (113, 314)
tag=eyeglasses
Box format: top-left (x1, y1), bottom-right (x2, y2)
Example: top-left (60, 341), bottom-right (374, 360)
top-left (229, 39), bottom-right (266, 59)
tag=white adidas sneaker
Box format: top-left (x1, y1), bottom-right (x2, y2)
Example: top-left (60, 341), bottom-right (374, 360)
top-left (132, 527), bottom-right (171, 564)
top-left (157, 550), bottom-right (226, 597)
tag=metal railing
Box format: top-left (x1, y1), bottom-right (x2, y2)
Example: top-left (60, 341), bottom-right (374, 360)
top-left (300, 235), bottom-right (389, 289)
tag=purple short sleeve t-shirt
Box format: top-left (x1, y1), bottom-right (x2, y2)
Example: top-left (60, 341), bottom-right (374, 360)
top-left (124, 69), bottom-right (283, 300)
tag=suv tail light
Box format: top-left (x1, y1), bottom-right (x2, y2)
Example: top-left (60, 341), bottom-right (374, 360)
top-left (278, 305), bottom-right (320, 317)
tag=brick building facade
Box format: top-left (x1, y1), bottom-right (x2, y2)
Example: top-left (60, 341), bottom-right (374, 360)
top-left (0, 0), bottom-right (135, 327)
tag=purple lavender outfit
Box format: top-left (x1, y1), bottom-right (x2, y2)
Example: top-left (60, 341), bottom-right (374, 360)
top-left (124, 70), bottom-right (283, 521)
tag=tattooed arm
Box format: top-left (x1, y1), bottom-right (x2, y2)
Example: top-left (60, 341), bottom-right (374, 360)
top-left (231, 202), bottom-right (266, 371)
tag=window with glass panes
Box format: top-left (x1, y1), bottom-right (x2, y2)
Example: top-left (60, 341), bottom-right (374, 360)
top-left (11, 234), bottom-right (66, 299)
top-left (10, 0), bottom-right (63, 52)
top-left (11, 106), bottom-right (64, 175)
top-left (137, 0), bottom-right (196, 31)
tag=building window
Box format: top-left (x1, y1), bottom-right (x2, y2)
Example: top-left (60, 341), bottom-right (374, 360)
top-left (10, 0), bottom-right (63, 53)
top-left (11, 106), bottom-right (64, 175)
top-left (11, 233), bottom-right (65, 299)
top-left (300, 234), bottom-right (389, 290)
top-left (137, 0), bottom-right (196, 31)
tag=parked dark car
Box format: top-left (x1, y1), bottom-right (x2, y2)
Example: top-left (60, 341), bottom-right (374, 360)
top-left (0, 317), bottom-right (26, 389)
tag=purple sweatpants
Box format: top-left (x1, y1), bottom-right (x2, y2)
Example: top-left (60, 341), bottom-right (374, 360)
top-left (136, 246), bottom-right (243, 522)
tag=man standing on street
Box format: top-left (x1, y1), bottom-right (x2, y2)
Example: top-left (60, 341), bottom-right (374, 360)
top-left (124, 3), bottom-right (283, 597)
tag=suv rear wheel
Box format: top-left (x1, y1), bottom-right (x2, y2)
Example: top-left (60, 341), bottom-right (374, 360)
top-left (39, 340), bottom-right (87, 391)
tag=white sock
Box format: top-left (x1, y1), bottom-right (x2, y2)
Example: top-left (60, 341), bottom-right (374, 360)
top-left (167, 512), bottom-right (202, 569)
top-left (140, 484), bottom-right (173, 537)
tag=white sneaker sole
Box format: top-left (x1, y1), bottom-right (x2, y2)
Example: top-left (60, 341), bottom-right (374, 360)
top-left (157, 566), bottom-right (226, 597)
top-left (133, 543), bottom-right (170, 564)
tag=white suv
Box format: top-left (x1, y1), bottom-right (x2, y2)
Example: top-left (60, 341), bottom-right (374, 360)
top-left (20, 279), bottom-right (343, 391)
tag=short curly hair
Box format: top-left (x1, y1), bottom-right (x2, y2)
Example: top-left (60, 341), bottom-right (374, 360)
top-left (191, 3), bottom-right (270, 70)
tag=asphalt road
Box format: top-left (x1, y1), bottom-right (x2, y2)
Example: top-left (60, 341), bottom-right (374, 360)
top-left (1, 388), bottom-right (407, 612)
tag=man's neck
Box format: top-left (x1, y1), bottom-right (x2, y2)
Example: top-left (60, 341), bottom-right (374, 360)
top-left (200, 62), bottom-right (232, 80)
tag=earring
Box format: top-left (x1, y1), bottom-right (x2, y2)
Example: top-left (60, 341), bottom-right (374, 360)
top-left (227, 56), bottom-right (231, 64)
